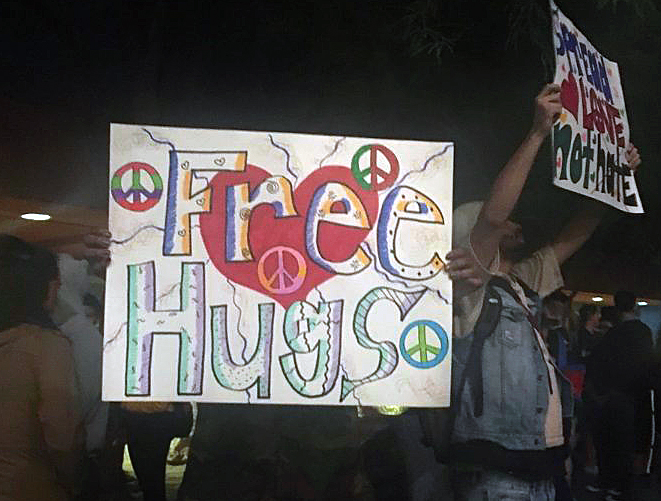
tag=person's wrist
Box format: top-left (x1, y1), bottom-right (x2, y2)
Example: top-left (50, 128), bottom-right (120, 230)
top-left (527, 125), bottom-right (549, 144)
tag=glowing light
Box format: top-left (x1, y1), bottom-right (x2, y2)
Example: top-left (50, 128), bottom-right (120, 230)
top-left (592, 296), bottom-right (603, 302)
top-left (377, 405), bottom-right (407, 416)
top-left (20, 213), bottom-right (51, 221)
top-left (637, 301), bottom-right (648, 307)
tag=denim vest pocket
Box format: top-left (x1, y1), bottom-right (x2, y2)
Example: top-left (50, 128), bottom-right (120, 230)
top-left (498, 306), bottom-right (525, 348)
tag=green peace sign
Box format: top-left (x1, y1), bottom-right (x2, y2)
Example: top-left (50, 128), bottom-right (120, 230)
top-left (400, 320), bottom-right (448, 369)
top-left (351, 144), bottom-right (399, 191)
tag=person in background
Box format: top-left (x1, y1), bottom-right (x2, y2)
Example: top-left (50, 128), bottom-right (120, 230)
top-left (122, 400), bottom-right (193, 501)
top-left (542, 290), bottom-right (574, 501)
top-left (0, 235), bottom-right (83, 501)
top-left (544, 290), bottom-right (572, 368)
top-left (576, 304), bottom-right (600, 362)
top-left (585, 291), bottom-right (654, 501)
top-left (598, 305), bottom-right (618, 334)
top-left (47, 230), bottom-right (112, 500)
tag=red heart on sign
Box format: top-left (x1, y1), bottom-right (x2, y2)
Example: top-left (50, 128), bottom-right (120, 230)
top-left (561, 72), bottom-right (580, 121)
top-left (199, 165), bottom-right (379, 308)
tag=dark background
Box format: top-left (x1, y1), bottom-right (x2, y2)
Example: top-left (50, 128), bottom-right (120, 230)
top-left (1, 0), bottom-right (659, 295)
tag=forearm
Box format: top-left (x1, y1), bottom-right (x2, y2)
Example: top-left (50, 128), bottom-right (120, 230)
top-left (470, 131), bottom-right (546, 267)
top-left (552, 200), bottom-right (607, 265)
top-left (468, 83), bottom-right (561, 268)
top-left (477, 131), bottom-right (546, 231)
top-left (552, 142), bottom-right (641, 265)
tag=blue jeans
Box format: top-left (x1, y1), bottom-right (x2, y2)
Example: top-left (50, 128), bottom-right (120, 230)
top-left (453, 468), bottom-right (555, 501)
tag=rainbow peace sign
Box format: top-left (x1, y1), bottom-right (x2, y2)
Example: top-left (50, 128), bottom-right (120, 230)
top-left (111, 162), bottom-right (163, 212)
top-left (399, 320), bottom-right (448, 369)
top-left (257, 246), bottom-right (307, 295)
top-left (351, 144), bottom-right (399, 191)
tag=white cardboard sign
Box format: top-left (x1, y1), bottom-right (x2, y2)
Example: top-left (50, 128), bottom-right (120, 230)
top-left (551, 0), bottom-right (643, 213)
top-left (103, 124), bottom-right (454, 407)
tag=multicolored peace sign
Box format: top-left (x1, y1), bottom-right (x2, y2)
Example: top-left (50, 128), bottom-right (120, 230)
top-left (351, 144), bottom-right (399, 191)
top-left (399, 320), bottom-right (448, 369)
top-left (111, 162), bottom-right (163, 212)
top-left (257, 246), bottom-right (307, 295)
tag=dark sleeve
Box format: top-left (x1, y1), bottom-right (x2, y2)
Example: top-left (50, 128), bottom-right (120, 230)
top-left (649, 344), bottom-right (661, 393)
top-left (636, 323), bottom-right (654, 389)
top-left (38, 334), bottom-right (80, 451)
top-left (547, 330), bottom-right (559, 360)
top-left (38, 332), bottom-right (83, 495)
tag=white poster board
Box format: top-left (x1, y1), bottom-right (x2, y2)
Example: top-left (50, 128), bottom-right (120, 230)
top-left (103, 124), bottom-right (454, 407)
top-left (551, 0), bottom-right (643, 213)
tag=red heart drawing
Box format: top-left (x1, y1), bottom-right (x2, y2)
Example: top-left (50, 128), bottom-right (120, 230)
top-left (199, 165), bottom-right (379, 308)
top-left (561, 72), bottom-right (580, 121)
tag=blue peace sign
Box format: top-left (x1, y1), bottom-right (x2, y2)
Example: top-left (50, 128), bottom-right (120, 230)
top-left (399, 320), bottom-right (449, 369)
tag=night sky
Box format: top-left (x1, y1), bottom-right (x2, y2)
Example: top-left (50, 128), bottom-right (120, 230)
top-left (2, 0), bottom-right (660, 294)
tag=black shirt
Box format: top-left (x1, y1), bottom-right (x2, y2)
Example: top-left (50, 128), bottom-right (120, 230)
top-left (587, 319), bottom-right (653, 396)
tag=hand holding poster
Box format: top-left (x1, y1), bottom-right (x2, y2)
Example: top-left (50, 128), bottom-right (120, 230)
top-left (103, 125), bottom-right (453, 407)
top-left (550, 0), bottom-right (643, 213)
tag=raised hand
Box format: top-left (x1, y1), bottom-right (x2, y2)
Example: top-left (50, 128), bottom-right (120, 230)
top-left (531, 83), bottom-right (562, 139)
top-left (54, 229), bottom-right (111, 266)
top-left (446, 247), bottom-right (487, 298)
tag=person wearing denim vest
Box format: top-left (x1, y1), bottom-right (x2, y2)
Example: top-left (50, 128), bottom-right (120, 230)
top-left (451, 249), bottom-right (573, 500)
top-left (452, 271), bottom-right (572, 451)
top-left (445, 84), bottom-right (642, 501)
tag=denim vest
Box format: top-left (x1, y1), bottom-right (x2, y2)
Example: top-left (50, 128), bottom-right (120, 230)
top-left (451, 278), bottom-right (572, 451)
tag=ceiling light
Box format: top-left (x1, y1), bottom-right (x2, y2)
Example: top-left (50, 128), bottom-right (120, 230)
top-left (592, 296), bottom-right (603, 302)
top-left (20, 213), bottom-right (51, 221)
top-left (637, 301), bottom-right (648, 306)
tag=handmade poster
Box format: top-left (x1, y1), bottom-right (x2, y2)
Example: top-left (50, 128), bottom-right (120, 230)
top-left (551, 0), bottom-right (643, 213)
top-left (103, 124), bottom-right (454, 407)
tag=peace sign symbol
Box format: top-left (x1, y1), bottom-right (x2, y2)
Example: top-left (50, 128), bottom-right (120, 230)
top-left (399, 320), bottom-right (448, 369)
top-left (111, 162), bottom-right (163, 212)
top-left (257, 246), bottom-right (307, 295)
top-left (351, 144), bottom-right (399, 192)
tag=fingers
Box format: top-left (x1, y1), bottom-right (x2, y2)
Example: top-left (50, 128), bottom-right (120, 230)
top-left (445, 248), bottom-right (469, 261)
top-left (74, 229), bottom-right (112, 266)
top-left (445, 248), bottom-right (484, 286)
top-left (466, 277), bottom-right (483, 287)
top-left (538, 83), bottom-right (561, 98)
top-left (86, 248), bottom-right (111, 261)
top-left (625, 143), bottom-right (641, 172)
top-left (84, 230), bottom-right (112, 249)
top-left (532, 83), bottom-right (563, 137)
top-left (538, 85), bottom-right (562, 109)
top-left (448, 267), bottom-right (482, 282)
top-left (445, 248), bottom-right (473, 272)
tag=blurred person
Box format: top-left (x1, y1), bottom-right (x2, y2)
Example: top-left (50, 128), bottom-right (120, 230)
top-left (571, 302), bottom-right (599, 480)
top-left (542, 290), bottom-right (574, 501)
top-left (544, 290), bottom-right (572, 367)
top-left (177, 404), bottom-right (298, 501)
top-left (0, 235), bottom-right (82, 500)
top-left (576, 304), bottom-right (600, 361)
top-left (651, 327), bottom-right (661, 499)
top-left (448, 83), bottom-right (642, 501)
top-left (598, 305), bottom-right (618, 333)
top-left (585, 291), bottom-right (654, 500)
top-left (177, 404), bottom-right (382, 501)
top-left (47, 231), bottom-right (112, 499)
top-left (122, 401), bottom-right (193, 501)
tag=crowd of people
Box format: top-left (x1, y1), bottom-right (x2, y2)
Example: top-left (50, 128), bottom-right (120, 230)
top-left (0, 83), bottom-right (657, 501)
top-left (540, 288), bottom-right (656, 501)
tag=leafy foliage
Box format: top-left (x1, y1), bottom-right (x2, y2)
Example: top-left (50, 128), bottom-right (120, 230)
top-left (402, 0), bottom-right (658, 65)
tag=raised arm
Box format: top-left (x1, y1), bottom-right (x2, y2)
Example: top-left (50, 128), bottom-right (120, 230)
top-left (552, 143), bottom-right (641, 264)
top-left (470, 84), bottom-right (562, 268)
